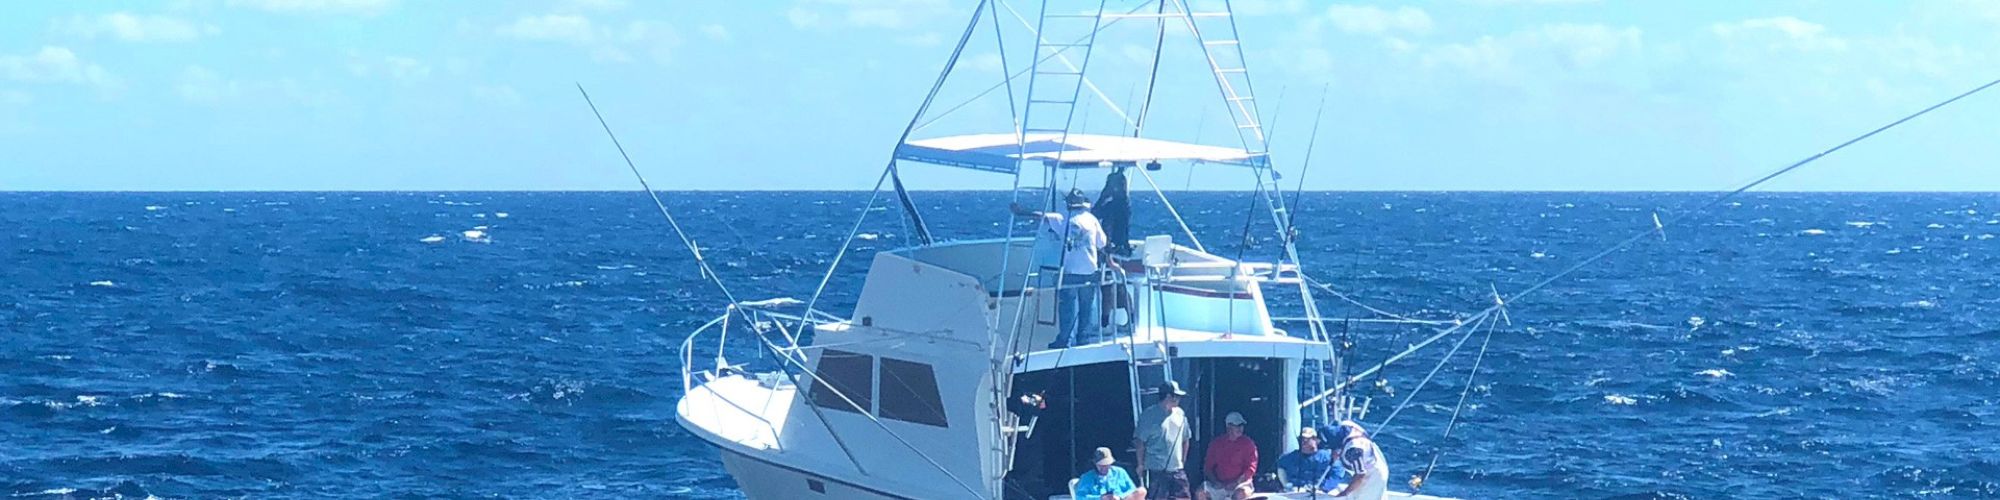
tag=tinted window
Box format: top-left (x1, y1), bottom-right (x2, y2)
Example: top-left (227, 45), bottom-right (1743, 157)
top-left (809, 350), bottom-right (873, 414)
top-left (878, 357), bottom-right (948, 427)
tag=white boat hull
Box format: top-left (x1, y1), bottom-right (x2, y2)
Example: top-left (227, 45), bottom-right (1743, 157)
top-left (717, 448), bottom-right (919, 500)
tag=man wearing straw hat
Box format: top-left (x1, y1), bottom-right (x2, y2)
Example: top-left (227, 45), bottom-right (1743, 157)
top-left (1075, 447), bottom-right (1147, 500)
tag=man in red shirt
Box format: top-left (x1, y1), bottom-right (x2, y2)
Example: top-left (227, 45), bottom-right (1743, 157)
top-left (1198, 411), bottom-right (1258, 500)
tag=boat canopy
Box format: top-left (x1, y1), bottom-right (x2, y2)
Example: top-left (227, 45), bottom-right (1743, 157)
top-left (895, 133), bottom-right (1269, 174)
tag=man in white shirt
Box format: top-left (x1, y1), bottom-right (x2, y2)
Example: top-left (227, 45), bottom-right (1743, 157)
top-left (1011, 188), bottom-right (1109, 349)
top-left (1326, 420), bottom-right (1389, 500)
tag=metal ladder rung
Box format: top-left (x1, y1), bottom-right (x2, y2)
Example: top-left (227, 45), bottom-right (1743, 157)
top-left (1026, 99), bottom-right (1077, 105)
top-left (1216, 68), bottom-right (1248, 74)
top-left (1045, 13), bottom-right (1105, 19)
top-left (1203, 40), bottom-right (1240, 46)
top-left (1033, 70), bottom-right (1085, 76)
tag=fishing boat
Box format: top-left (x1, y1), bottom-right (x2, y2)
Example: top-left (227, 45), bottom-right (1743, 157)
top-left (665, 1), bottom-right (1456, 498)
top-left (576, 1), bottom-right (2000, 499)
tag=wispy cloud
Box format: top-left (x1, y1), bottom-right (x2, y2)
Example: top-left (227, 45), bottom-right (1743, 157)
top-left (0, 46), bottom-right (117, 91)
top-left (496, 15), bottom-right (679, 64)
top-left (787, 0), bottom-right (952, 30)
top-left (227, 0), bottom-right (395, 16)
top-left (1711, 16), bottom-right (1847, 53)
top-left (498, 14), bottom-right (598, 44)
top-left (1324, 4), bottom-right (1434, 36)
top-left (52, 12), bottom-right (216, 42)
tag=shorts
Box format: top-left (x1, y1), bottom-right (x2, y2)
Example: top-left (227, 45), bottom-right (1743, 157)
top-left (1200, 478), bottom-right (1252, 500)
top-left (1142, 469), bottom-right (1189, 499)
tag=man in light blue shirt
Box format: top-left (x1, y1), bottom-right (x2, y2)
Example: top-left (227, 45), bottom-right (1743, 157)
top-left (1076, 447), bottom-right (1147, 500)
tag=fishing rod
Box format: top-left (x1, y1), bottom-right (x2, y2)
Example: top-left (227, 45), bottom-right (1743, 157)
top-left (1303, 75), bottom-right (2000, 409)
top-left (576, 84), bottom-right (748, 312)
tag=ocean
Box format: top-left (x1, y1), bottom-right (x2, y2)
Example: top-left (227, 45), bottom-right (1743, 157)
top-left (3, 191), bottom-right (1997, 498)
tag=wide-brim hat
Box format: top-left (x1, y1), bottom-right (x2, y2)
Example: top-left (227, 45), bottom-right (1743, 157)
top-left (1093, 447), bottom-right (1116, 466)
top-left (1064, 188), bottom-right (1091, 207)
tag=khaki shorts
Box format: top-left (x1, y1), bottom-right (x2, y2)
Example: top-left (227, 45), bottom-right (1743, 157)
top-left (1200, 478), bottom-right (1252, 499)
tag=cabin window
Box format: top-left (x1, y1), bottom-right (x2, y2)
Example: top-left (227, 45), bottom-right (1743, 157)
top-left (808, 349), bottom-right (874, 414)
top-left (878, 357), bottom-right (948, 427)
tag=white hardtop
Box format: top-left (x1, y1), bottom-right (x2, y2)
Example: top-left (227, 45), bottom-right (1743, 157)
top-left (895, 132), bottom-right (1270, 174)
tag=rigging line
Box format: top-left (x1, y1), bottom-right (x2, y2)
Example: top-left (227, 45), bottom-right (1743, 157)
top-left (577, 85), bottom-right (749, 314)
top-left (1299, 308), bottom-right (1492, 410)
top-left (891, 0), bottom-right (995, 245)
top-left (913, 0), bottom-right (1155, 134)
top-left (1416, 297), bottom-right (1499, 491)
top-left (581, 85), bottom-right (875, 476)
top-left (742, 321), bottom-right (987, 498)
top-left (1302, 275), bottom-right (1452, 325)
top-left (1230, 166), bottom-right (1264, 264)
top-left (1372, 312), bottom-right (1495, 438)
top-left (996, 0), bottom-right (1141, 131)
top-left (1131, 0), bottom-right (1170, 137)
top-left (1284, 84), bottom-right (1331, 238)
top-left (799, 1), bottom-right (997, 335)
top-left (1307, 74), bottom-right (2000, 409)
top-left (1135, 162), bottom-right (1208, 252)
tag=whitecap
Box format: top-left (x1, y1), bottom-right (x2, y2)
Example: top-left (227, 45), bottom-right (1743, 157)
top-left (473, 213), bottom-right (488, 218)
top-left (144, 205), bottom-right (165, 211)
top-left (75, 395), bottom-right (102, 406)
top-left (1695, 368), bottom-right (1733, 378)
top-left (1603, 394), bottom-right (1638, 405)
top-left (1529, 251), bottom-right (1548, 259)
top-left (1687, 316), bottom-right (1706, 330)
top-left (420, 235), bottom-right (447, 244)
top-left (100, 426), bottom-right (117, 434)
top-left (461, 230), bottom-right (490, 243)
top-left (1885, 248), bottom-right (1903, 255)
top-left (1982, 234), bottom-right (1996, 240)
top-left (1927, 223), bottom-right (1946, 229)
top-left (89, 280), bottom-right (115, 287)
top-left (495, 212), bottom-right (510, 218)
top-left (856, 232), bottom-right (880, 241)
top-left (1800, 229), bottom-right (1828, 236)
top-left (222, 207), bottom-right (236, 213)
top-left (1904, 299), bottom-right (1937, 309)
top-left (1844, 221), bottom-right (1879, 228)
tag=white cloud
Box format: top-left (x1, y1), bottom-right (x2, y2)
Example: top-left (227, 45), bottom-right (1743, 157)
top-left (562, 0), bottom-right (627, 11)
top-left (471, 84), bottom-right (522, 105)
top-left (1324, 4), bottom-right (1433, 36)
top-left (227, 0), bottom-right (394, 15)
top-left (497, 15), bottom-right (679, 64)
top-left (1711, 17), bottom-right (1847, 53)
top-left (788, 0), bottom-right (952, 30)
top-left (700, 24), bottom-right (731, 41)
top-left (498, 14), bottom-right (598, 44)
top-left (53, 12), bottom-right (216, 42)
top-left (176, 65), bottom-right (239, 102)
top-left (1465, 0), bottom-right (1600, 5)
top-left (1232, 0), bottom-right (1308, 16)
top-left (1422, 23), bottom-right (1642, 80)
top-left (0, 46), bottom-right (116, 90)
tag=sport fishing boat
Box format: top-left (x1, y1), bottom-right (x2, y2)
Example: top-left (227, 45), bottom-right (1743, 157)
top-left (668, 1), bottom-right (1460, 498)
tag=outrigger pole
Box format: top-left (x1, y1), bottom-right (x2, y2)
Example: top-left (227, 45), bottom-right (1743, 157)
top-left (1303, 75), bottom-right (2000, 411)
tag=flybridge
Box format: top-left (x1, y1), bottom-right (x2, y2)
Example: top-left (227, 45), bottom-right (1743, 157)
top-left (894, 132), bottom-right (1270, 174)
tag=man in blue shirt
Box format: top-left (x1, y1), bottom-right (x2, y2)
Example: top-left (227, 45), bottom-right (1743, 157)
top-left (1076, 447), bottom-right (1147, 500)
top-left (1277, 426), bottom-right (1343, 493)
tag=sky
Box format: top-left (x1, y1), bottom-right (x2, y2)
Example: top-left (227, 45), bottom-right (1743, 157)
top-left (2, 0), bottom-right (1998, 191)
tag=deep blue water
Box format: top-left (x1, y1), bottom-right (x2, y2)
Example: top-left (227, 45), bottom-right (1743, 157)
top-left (4, 191), bottom-right (1999, 499)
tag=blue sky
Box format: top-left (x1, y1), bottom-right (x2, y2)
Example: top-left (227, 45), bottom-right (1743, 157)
top-left (2, 0), bottom-right (1997, 191)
